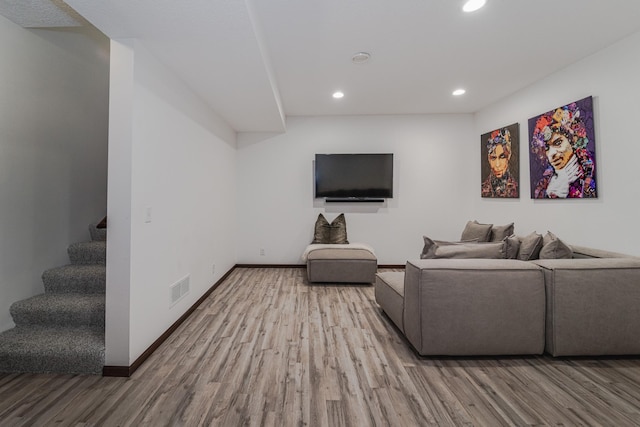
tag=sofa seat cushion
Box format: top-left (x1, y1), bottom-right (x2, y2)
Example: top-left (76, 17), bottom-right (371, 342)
top-left (375, 272), bottom-right (405, 332)
top-left (306, 248), bottom-right (376, 261)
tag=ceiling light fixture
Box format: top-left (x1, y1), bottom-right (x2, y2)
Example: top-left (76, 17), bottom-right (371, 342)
top-left (352, 52), bottom-right (371, 64)
top-left (452, 88), bottom-right (466, 96)
top-left (462, 0), bottom-right (486, 12)
top-left (333, 91), bottom-right (345, 99)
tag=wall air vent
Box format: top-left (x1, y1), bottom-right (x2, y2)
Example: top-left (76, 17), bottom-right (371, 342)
top-left (170, 275), bottom-right (190, 306)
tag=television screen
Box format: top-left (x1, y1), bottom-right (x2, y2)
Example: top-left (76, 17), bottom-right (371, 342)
top-left (315, 153), bottom-right (394, 199)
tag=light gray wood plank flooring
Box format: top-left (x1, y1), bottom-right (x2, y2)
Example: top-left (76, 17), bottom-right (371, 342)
top-left (1, 267), bottom-right (640, 426)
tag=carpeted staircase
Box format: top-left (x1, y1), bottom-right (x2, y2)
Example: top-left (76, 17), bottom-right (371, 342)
top-left (0, 223), bottom-right (106, 375)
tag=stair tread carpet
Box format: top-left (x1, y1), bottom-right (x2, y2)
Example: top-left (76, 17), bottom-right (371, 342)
top-left (10, 293), bottom-right (105, 327)
top-left (67, 241), bottom-right (106, 265)
top-left (0, 220), bottom-right (106, 375)
top-left (42, 264), bottom-right (106, 294)
top-left (0, 326), bottom-right (104, 375)
top-left (89, 222), bottom-right (107, 242)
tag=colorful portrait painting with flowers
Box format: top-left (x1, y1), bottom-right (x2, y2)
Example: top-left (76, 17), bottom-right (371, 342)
top-left (528, 96), bottom-right (597, 199)
top-left (481, 123), bottom-right (519, 198)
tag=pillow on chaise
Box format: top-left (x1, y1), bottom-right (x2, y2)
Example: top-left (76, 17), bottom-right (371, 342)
top-left (311, 213), bottom-right (349, 244)
top-left (421, 236), bottom-right (505, 259)
top-left (490, 222), bottom-right (515, 242)
top-left (539, 231), bottom-right (573, 259)
top-left (517, 232), bottom-right (543, 261)
top-left (460, 220), bottom-right (493, 242)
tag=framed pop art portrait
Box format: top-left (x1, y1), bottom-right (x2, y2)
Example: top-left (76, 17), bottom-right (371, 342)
top-left (528, 96), bottom-right (597, 199)
top-left (481, 123), bottom-right (519, 198)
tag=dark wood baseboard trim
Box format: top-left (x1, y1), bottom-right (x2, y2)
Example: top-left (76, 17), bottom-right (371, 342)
top-left (235, 264), bottom-right (306, 268)
top-left (102, 365), bottom-right (131, 377)
top-left (236, 264), bottom-right (405, 269)
top-left (102, 265), bottom-right (238, 377)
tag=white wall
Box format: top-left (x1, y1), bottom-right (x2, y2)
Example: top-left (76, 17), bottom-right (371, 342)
top-left (237, 30), bottom-right (640, 263)
top-left (237, 114), bottom-right (476, 265)
top-left (0, 17), bottom-right (109, 332)
top-left (474, 31), bottom-right (640, 255)
top-left (106, 40), bottom-right (237, 365)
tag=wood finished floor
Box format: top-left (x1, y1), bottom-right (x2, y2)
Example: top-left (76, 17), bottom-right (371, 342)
top-left (2, 267), bottom-right (640, 426)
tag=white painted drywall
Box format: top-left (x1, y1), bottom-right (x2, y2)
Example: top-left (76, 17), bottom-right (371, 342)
top-left (474, 31), bottom-right (640, 255)
top-left (0, 16), bottom-right (109, 333)
top-left (237, 30), bottom-right (640, 263)
top-left (106, 40), bottom-right (238, 365)
top-left (236, 114), bottom-right (476, 265)
top-left (105, 39), bottom-right (134, 366)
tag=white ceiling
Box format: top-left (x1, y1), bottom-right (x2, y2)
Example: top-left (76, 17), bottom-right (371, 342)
top-left (5, 0), bottom-right (640, 133)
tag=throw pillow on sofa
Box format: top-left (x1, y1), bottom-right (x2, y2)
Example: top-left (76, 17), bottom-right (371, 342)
top-left (517, 232), bottom-right (544, 260)
top-left (421, 236), bottom-right (505, 259)
top-left (420, 238), bottom-right (479, 258)
top-left (504, 235), bottom-right (521, 259)
top-left (490, 222), bottom-right (515, 242)
top-left (539, 231), bottom-right (573, 259)
top-left (460, 220), bottom-right (493, 242)
top-left (311, 213), bottom-right (349, 244)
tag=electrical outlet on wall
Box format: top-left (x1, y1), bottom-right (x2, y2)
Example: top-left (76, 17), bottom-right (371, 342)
top-left (260, 248), bottom-right (265, 256)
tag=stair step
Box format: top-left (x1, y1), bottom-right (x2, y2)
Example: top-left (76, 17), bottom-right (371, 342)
top-left (10, 294), bottom-right (105, 327)
top-left (68, 241), bottom-right (106, 265)
top-left (42, 265), bottom-right (106, 294)
top-left (0, 326), bottom-right (104, 375)
top-left (89, 222), bottom-right (107, 242)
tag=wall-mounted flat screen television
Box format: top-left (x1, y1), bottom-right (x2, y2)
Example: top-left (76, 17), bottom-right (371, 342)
top-left (314, 153), bottom-right (394, 200)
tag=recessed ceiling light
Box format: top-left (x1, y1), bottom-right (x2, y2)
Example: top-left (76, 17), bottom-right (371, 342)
top-left (352, 52), bottom-right (371, 64)
top-left (333, 91), bottom-right (344, 99)
top-left (452, 89), bottom-right (466, 96)
top-left (463, 0), bottom-right (486, 12)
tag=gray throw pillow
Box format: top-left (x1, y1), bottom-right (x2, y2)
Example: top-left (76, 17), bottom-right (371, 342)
top-left (460, 220), bottom-right (493, 242)
top-left (517, 232), bottom-right (543, 261)
top-left (312, 214), bottom-right (330, 243)
top-left (421, 236), bottom-right (505, 259)
top-left (490, 222), bottom-right (515, 242)
top-left (539, 231), bottom-right (573, 259)
top-left (421, 238), bottom-right (479, 258)
top-left (327, 213), bottom-right (349, 244)
top-left (504, 234), bottom-right (521, 259)
top-left (311, 213), bottom-right (349, 244)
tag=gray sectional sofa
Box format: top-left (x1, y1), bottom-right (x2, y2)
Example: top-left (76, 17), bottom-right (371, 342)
top-left (376, 242), bottom-right (640, 357)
